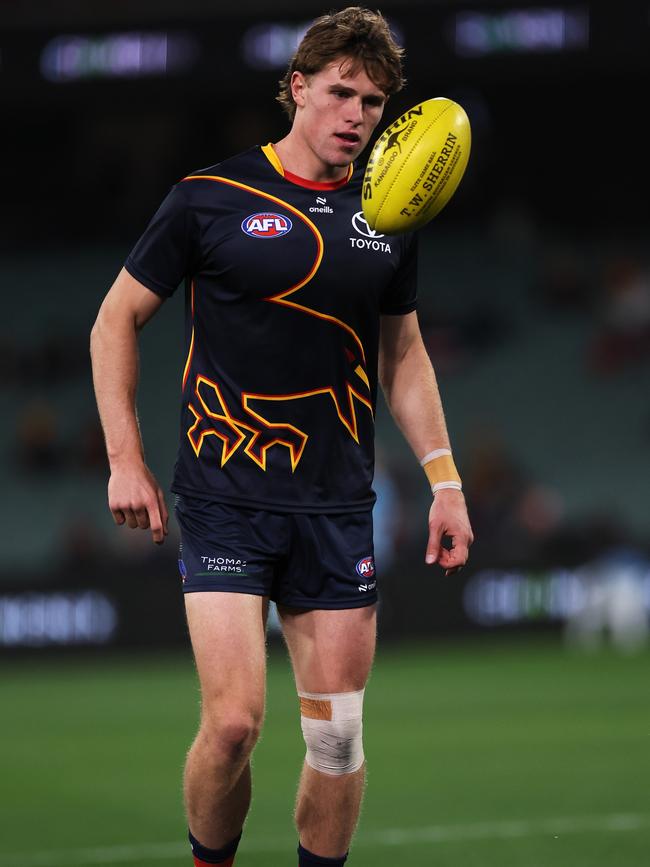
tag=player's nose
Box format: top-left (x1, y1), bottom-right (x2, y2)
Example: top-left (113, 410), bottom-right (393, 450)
top-left (344, 96), bottom-right (364, 125)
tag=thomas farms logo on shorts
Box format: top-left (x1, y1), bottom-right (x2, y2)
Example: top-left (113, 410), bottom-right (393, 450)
top-left (198, 556), bottom-right (248, 576)
top-left (241, 212), bottom-right (292, 238)
top-left (356, 556), bottom-right (375, 581)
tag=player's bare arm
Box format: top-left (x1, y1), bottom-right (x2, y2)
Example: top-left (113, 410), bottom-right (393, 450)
top-left (90, 268), bottom-right (169, 543)
top-left (378, 310), bottom-right (474, 574)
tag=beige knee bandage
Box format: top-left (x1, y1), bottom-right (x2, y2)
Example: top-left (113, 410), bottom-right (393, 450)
top-left (299, 689), bottom-right (365, 776)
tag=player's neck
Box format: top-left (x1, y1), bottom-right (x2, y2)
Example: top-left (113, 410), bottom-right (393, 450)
top-left (272, 135), bottom-right (349, 185)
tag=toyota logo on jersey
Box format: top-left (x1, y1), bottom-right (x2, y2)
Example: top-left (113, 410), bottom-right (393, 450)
top-left (241, 212), bottom-right (293, 238)
top-left (351, 211), bottom-right (385, 239)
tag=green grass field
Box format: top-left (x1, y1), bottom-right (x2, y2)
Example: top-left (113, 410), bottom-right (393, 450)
top-left (1, 637), bottom-right (649, 867)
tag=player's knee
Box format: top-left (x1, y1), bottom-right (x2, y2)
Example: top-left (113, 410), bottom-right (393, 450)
top-left (299, 689), bottom-right (365, 775)
top-left (201, 708), bottom-right (262, 759)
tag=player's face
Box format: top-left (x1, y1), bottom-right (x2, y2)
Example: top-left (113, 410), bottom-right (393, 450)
top-left (292, 58), bottom-right (387, 172)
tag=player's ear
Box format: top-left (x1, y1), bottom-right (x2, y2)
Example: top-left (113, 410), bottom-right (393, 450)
top-left (291, 71), bottom-right (308, 108)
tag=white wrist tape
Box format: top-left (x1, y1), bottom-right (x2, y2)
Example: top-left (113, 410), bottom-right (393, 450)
top-left (299, 689), bottom-right (365, 776)
top-left (432, 481), bottom-right (463, 494)
top-left (420, 448), bottom-right (452, 465)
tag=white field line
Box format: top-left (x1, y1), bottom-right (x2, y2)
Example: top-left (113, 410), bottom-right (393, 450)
top-left (1, 813), bottom-right (648, 867)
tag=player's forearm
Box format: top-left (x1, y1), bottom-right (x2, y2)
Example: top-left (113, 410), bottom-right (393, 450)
top-left (90, 310), bottom-right (145, 469)
top-left (380, 336), bottom-right (452, 461)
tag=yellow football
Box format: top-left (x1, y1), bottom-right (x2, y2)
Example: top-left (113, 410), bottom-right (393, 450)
top-left (362, 97), bottom-right (471, 234)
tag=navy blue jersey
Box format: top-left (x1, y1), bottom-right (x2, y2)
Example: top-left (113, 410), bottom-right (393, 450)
top-left (125, 144), bottom-right (417, 513)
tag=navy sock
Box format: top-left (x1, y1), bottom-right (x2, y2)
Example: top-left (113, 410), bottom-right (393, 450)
top-left (188, 829), bottom-right (242, 866)
top-left (298, 842), bottom-right (348, 865)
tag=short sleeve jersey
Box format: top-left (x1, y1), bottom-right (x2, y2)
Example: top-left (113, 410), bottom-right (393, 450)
top-left (125, 144), bottom-right (417, 514)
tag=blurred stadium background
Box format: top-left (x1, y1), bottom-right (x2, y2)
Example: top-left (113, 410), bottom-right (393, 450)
top-left (1, 1), bottom-right (649, 865)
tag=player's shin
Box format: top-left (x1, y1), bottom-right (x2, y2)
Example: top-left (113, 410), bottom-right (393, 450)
top-left (295, 689), bottom-right (365, 864)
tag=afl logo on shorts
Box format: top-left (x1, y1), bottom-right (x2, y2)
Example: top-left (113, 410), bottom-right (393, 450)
top-left (355, 556), bottom-right (375, 579)
top-left (241, 212), bottom-right (292, 238)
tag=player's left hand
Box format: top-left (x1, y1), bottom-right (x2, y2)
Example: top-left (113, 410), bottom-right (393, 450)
top-left (425, 489), bottom-right (474, 575)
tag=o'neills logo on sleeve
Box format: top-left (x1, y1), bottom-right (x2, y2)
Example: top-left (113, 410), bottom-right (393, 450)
top-left (241, 212), bottom-right (292, 238)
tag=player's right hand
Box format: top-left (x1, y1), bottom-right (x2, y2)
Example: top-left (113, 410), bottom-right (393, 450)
top-left (107, 461), bottom-right (169, 544)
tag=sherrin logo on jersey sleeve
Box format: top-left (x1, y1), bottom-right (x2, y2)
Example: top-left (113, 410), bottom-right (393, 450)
top-left (242, 212), bottom-right (293, 238)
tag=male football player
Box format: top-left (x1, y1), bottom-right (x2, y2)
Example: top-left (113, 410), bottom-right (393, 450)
top-left (90, 7), bottom-right (473, 866)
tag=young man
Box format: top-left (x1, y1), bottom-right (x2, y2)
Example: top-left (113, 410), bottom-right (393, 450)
top-left (90, 7), bottom-right (473, 866)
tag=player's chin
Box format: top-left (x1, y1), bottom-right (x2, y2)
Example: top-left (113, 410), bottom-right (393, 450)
top-left (331, 139), bottom-right (364, 163)
top-left (328, 154), bottom-right (356, 170)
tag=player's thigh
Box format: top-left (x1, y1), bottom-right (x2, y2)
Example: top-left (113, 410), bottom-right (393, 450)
top-left (277, 604), bottom-right (377, 693)
top-left (185, 591), bottom-right (268, 722)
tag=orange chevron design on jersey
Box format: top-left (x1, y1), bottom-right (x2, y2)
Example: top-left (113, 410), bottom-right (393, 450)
top-left (187, 376), bottom-right (249, 465)
top-left (181, 174), bottom-right (373, 470)
top-left (187, 375), bottom-right (308, 471)
top-left (243, 383), bottom-right (372, 445)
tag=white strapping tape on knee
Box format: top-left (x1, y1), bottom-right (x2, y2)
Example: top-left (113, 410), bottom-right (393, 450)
top-left (298, 689), bottom-right (365, 776)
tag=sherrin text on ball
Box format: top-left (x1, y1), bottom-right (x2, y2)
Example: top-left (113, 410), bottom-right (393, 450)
top-left (362, 97), bottom-right (471, 234)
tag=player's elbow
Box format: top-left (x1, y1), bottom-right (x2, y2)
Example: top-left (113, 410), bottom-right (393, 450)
top-left (89, 307), bottom-right (112, 360)
top-left (89, 303), bottom-right (129, 367)
top-left (89, 314), bottom-right (102, 360)
top-left (378, 352), bottom-right (399, 402)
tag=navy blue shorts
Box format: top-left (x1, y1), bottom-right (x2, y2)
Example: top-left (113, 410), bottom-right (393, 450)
top-left (174, 495), bottom-right (378, 609)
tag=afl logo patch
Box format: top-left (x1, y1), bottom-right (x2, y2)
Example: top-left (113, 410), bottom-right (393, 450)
top-left (355, 556), bottom-right (375, 579)
top-left (241, 212), bottom-right (292, 238)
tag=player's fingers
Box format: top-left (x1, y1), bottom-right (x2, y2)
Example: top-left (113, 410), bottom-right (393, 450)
top-left (134, 506), bottom-right (151, 530)
top-left (443, 550), bottom-right (467, 575)
top-left (112, 509), bottom-right (126, 526)
top-left (439, 541), bottom-right (469, 573)
top-left (439, 539), bottom-right (469, 563)
top-left (123, 509), bottom-right (139, 530)
top-left (148, 500), bottom-right (165, 545)
top-left (157, 489), bottom-right (169, 536)
top-left (425, 522), bottom-right (444, 564)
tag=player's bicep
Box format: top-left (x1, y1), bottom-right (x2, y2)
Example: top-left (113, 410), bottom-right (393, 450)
top-left (96, 267), bottom-right (166, 332)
